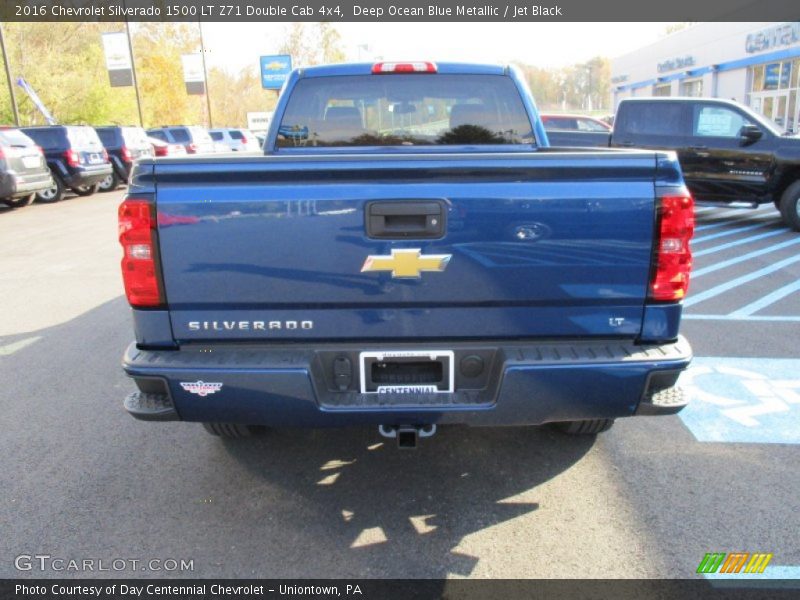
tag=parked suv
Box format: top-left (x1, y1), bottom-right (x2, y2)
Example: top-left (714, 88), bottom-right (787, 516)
top-left (146, 126), bottom-right (216, 154)
top-left (21, 126), bottom-right (113, 203)
top-left (208, 128), bottom-right (261, 152)
top-left (95, 126), bottom-right (153, 192)
top-left (0, 128), bottom-right (53, 208)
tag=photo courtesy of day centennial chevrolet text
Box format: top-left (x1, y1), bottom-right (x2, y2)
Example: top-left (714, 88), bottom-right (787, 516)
top-left (119, 61), bottom-right (695, 447)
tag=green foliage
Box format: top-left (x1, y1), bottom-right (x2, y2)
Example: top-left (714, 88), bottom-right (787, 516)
top-left (521, 56), bottom-right (612, 112)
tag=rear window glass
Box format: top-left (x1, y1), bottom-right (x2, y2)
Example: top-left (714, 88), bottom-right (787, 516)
top-left (0, 129), bottom-right (35, 147)
top-left (169, 128), bottom-right (190, 143)
top-left (277, 74), bottom-right (534, 148)
top-left (148, 130), bottom-right (167, 142)
top-left (122, 127), bottom-right (150, 148)
top-left (189, 127), bottom-right (212, 144)
top-left (618, 102), bottom-right (687, 136)
top-left (209, 131), bottom-right (223, 141)
top-left (229, 130), bottom-right (244, 140)
top-left (96, 129), bottom-right (117, 147)
top-left (67, 126), bottom-right (103, 149)
top-left (21, 128), bottom-right (65, 150)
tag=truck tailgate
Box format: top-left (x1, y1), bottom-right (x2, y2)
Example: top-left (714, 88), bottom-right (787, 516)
top-left (152, 152), bottom-right (658, 342)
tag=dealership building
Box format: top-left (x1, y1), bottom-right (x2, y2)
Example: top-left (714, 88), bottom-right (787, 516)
top-left (611, 22), bottom-right (800, 132)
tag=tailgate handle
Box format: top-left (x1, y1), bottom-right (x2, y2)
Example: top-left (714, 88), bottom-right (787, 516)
top-left (366, 200), bottom-right (445, 239)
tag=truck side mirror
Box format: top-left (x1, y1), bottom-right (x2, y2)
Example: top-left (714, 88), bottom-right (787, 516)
top-left (739, 124), bottom-right (763, 145)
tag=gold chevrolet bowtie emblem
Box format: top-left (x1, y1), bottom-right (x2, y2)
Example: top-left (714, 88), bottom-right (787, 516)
top-left (360, 248), bottom-right (452, 278)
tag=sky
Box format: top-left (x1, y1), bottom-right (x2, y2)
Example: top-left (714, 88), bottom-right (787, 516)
top-left (199, 22), bottom-right (679, 74)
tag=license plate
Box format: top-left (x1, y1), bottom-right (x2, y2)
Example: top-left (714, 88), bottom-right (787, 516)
top-left (359, 350), bottom-right (454, 394)
top-left (22, 156), bottom-right (40, 169)
top-left (88, 153), bottom-right (103, 164)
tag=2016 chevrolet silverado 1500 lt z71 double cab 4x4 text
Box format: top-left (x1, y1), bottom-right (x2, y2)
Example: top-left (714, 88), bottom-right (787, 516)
top-left (119, 62), bottom-right (694, 447)
top-left (547, 98), bottom-right (800, 231)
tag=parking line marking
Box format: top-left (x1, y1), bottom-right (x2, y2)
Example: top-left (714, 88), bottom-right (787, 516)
top-left (683, 315), bottom-right (800, 321)
top-left (695, 211), bottom-right (776, 232)
top-left (679, 357), bottom-right (800, 444)
top-left (683, 253), bottom-right (800, 307)
top-left (693, 222), bottom-right (771, 243)
top-left (705, 565), bottom-right (800, 583)
top-left (693, 229), bottom-right (787, 257)
top-left (0, 336), bottom-right (41, 357)
top-left (692, 237), bottom-right (800, 278)
top-left (728, 280), bottom-right (800, 317)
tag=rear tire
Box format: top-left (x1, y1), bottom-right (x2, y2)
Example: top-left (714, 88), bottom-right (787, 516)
top-left (72, 183), bottom-right (100, 196)
top-left (554, 419), bottom-right (615, 435)
top-left (36, 176), bottom-right (65, 203)
top-left (202, 422), bottom-right (265, 439)
top-left (98, 172), bottom-right (121, 192)
top-left (2, 193), bottom-right (36, 208)
top-left (778, 181), bottom-right (800, 232)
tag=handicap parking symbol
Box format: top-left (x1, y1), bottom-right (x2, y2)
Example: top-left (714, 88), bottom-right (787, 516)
top-left (679, 357), bottom-right (800, 444)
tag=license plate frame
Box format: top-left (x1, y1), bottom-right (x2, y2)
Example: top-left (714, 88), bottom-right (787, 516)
top-left (359, 350), bottom-right (455, 394)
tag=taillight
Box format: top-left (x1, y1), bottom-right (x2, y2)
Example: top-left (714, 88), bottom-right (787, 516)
top-left (153, 145), bottom-right (166, 157)
top-left (36, 146), bottom-right (44, 155)
top-left (186, 143), bottom-right (197, 154)
top-left (118, 199), bottom-right (163, 308)
top-left (64, 149), bottom-right (80, 167)
top-left (0, 146), bottom-right (6, 159)
top-left (121, 146), bottom-right (132, 162)
top-left (649, 192), bottom-right (694, 302)
top-left (372, 61), bottom-right (437, 74)
top-left (240, 135), bottom-right (248, 144)
top-left (102, 148), bottom-right (109, 161)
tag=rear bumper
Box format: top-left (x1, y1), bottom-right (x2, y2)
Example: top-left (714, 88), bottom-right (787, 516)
top-left (122, 337), bottom-right (692, 427)
top-left (0, 170), bottom-right (53, 198)
top-left (61, 165), bottom-right (113, 188)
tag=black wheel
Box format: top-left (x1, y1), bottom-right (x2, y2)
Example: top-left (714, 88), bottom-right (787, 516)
top-left (2, 193), bottom-right (36, 208)
top-left (554, 419), bottom-right (615, 435)
top-left (36, 176), bottom-right (65, 203)
top-left (72, 183), bottom-right (100, 196)
top-left (202, 422), bottom-right (265, 439)
top-left (98, 172), bottom-right (121, 192)
top-left (778, 181), bottom-right (800, 232)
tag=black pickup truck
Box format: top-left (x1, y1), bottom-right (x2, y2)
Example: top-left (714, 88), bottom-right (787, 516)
top-left (546, 98), bottom-right (800, 231)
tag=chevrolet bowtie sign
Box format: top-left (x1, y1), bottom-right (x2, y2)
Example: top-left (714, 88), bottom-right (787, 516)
top-left (360, 249), bottom-right (452, 279)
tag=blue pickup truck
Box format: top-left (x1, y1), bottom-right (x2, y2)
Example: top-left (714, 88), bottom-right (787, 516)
top-left (119, 62), bottom-right (694, 447)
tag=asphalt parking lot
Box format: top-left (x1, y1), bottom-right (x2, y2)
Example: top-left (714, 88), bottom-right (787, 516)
top-left (0, 192), bottom-right (798, 580)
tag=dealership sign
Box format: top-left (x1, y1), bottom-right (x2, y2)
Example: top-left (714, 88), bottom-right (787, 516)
top-left (260, 55), bottom-right (292, 89)
top-left (657, 55), bottom-right (696, 73)
top-left (746, 22), bottom-right (800, 54)
top-left (181, 53), bottom-right (205, 95)
top-left (101, 32), bottom-right (133, 87)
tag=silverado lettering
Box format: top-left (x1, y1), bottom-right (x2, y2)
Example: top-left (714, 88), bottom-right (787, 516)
top-left (119, 61), bottom-right (694, 446)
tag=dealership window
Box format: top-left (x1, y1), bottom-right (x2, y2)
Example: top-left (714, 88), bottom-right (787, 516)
top-left (681, 78), bottom-right (703, 97)
top-left (749, 59), bottom-right (800, 132)
top-left (653, 83), bottom-right (671, 97)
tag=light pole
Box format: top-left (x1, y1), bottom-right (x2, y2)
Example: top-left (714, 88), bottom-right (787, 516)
top-left (124, 21), bottom-right (144, 127)
top-left (0, 23), bottom-right (20, 126)
top-left (199, 22), bottom-right (213, 128)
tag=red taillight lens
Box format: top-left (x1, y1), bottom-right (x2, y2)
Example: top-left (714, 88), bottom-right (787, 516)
top-left (0, 146), bottom-right (6, 159)
top-left (153, 145), bottom-right (167, 157)
top-left (649, 193), bottom-right (694, 302)
top-left (372, 61), bottom-right (437, 74)
top-left (186, 143), bottom-right (197, 154)
top-left (121, 146), bottom-right (132, 162)
top-left (102, 148), bottom-right (109, 161)
top-left (119, 199), bottom-right (163, 307)
top-left (240, 135), bottom-right (248, 144)
top-left (36, 145), bottom-right (44, 155)
top-left (64, 149), bottom-right (80, 167)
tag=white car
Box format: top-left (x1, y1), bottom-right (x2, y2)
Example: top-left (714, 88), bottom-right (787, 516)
top-left (208, 128), bottom-right (261, 152)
